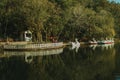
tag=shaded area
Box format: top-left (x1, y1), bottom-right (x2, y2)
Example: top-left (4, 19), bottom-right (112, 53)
top-left (0, 44), bottom-right (119, 80)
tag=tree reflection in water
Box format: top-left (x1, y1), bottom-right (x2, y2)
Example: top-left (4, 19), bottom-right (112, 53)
top-left (0, 43), bottom-right (119, 80)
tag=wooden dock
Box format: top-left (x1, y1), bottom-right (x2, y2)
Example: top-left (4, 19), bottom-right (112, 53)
top-left (3, 42), bottom-right (64, 51)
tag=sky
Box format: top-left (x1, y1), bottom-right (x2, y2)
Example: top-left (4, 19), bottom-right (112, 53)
top-left (109, 0), bottom-right (120, 3)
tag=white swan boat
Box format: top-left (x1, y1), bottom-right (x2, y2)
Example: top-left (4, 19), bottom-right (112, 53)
top-left (71, 39), bottom-right (80, 48)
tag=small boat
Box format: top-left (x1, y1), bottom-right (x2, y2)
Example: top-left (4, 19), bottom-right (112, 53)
top-left (88, 41), bottom-right (97, 44)
top-left (88, 38), bottom-right (97, 44)
top-left (71, 38), bottom-right (80, 48)
top-left (89, 43), bottom-right (114, 50)
top-left (98, 38), bottom-right (114, 44)
top-left (89, 38), bottom-right (114, 45)
top-left (71, 39), bottom-right (80, 52)
top-left (71, 42), bottom-right (80, 48)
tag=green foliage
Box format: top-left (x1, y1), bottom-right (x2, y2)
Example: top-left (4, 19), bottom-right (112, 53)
top-left (0, 0), bottom-right (119, 41)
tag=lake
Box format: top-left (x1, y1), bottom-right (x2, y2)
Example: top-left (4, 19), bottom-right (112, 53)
top-left (0, 43), bottom-right (120, 80)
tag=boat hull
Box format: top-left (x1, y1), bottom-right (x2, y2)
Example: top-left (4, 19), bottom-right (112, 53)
top-left (97, 41), bottom-right (114, 44)
top-left (89, 40), bottom-right (114, 45)
top-left (88, 41), bottom-right (97, 45)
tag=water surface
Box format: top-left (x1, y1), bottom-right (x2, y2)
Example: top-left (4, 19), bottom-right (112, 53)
top-left (0, 43), bottom-right (120, 80)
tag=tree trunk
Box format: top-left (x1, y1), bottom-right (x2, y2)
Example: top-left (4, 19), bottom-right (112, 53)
top-left (36, 31), bottom-right (43, 42)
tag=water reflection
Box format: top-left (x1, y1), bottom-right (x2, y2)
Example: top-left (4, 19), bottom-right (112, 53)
top-left (69, 46), bottom-right (80, 52)
top-left (64, 45), bottom-right (116, 80)
top-left (69, 45), bottom-right (80, 53)
top-left (3, 48), bottom-right (63, 63)
top-left (0, 44), bottom-right (119, 80)
top-left (115, 76), bottom-right (120, 80)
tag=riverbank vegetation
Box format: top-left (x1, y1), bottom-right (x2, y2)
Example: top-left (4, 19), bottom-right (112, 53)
top-left (0, 0), bottom-right (120, 42)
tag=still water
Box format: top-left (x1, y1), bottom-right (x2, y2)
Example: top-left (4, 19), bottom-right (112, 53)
top-left (0, 43), bottom-right (120, 80)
